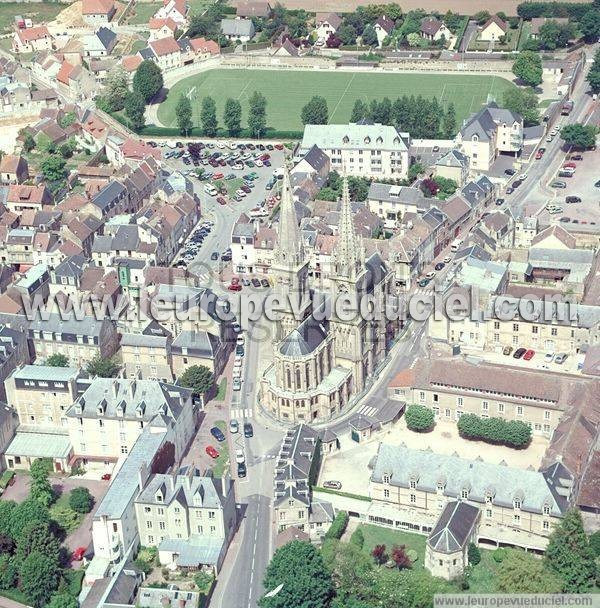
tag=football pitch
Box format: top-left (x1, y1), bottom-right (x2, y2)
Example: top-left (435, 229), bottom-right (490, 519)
top-left (157, 68), bottom-right (516, 134)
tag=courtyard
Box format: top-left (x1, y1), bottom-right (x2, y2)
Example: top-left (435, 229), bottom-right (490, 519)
top-left (318, 417), bottom-right (549, 497)
top-left (157, 69), bottom-right (516, 133)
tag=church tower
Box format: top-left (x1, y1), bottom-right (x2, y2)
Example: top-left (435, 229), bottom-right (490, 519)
top-left (271, 168), bottom-right (311, 342)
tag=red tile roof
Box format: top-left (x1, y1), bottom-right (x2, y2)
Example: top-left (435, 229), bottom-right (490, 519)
top-left (82, 0), bottom-right (115, 15)
top-left (16, 26), bottom-right (51, 44)
top-left (57, 61), bottom-right (75, 85)
top-left (149, 17), bottom-right (177, 31)
top-left (120, 138), bottom-right (162, 161)
top-left (149, 35), bottom-right (180, 56)
top-left (189, 37), bottom-right (220, 55)
top-left (122, 54), bottom-right (142, 72)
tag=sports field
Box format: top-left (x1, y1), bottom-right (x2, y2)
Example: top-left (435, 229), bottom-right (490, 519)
top-left (157, 68), bottom-right (516, 134)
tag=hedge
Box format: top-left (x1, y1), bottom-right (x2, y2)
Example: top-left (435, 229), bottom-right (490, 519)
top-left (324, 510), bottom-right (349, 540)
top-left (454, 16), bottom-right (471, 51)
top-left (0, 470), bottom-right (14, 490)
top-left (457, 413), bottom-right (531, 448)
top-left (516, 1), bottom-right (594, 20)
top-left (405, 404), bottom-right (435, 432)
top-left (314, 486), bottom-right (372, 502)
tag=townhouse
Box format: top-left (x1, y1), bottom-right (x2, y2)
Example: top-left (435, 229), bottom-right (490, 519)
top-left (121, 322), bottom-right (173, 381)
top-left (0, 326), bottom-right (30, 402)
top-left (148, 17), bottom-right (178, 41)
top-left (153, 0), bottom-right (188, 27)
top-left (83, 26), bottom-right (118, 57)
top-left (0, 155), bottom-right (29, 185)
top-left (6, 184), bottom-right (52, 213)
top-left (13, 26), bottom-right (53, 54)
top-left (148, 36), bottom-right (183, 71)
top-left (300, 122), bottom-right (410, 179)
top-left (134, 467), bottom-right (237, 572)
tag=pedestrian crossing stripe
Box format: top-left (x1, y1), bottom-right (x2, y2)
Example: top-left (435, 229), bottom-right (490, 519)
top-left (358, 405), bottom-right (377, 417)
top-left (230, 408), bottom-right (253, 420)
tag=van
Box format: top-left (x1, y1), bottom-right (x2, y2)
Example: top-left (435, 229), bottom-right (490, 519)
top-left (203, 184), bottom-right (218, 196)
top-left (558, 169), bottom-right (575, 178)
top-left (450, 238), bottom-right (463, 253)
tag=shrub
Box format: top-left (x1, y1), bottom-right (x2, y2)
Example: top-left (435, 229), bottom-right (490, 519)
top-left (468, 543), bottom-right (481, 565)
top-left (134, 557), bottom-right (153, 575)
top-left (493, 547), bottom-right (509, 563)
top-left (324, 511), bottom-right (349, 540)
top-left (350, 527), bottom-right (364, 548)
top-left (457, 413), bottom-right (531, 448)
top-left (405, 404), bottom-right (435, 432)
top-left (69, 487), bottom-right (94, 514)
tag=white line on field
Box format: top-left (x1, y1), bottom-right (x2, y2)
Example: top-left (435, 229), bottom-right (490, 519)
top-left (330, 72), bottom-right (356, 121)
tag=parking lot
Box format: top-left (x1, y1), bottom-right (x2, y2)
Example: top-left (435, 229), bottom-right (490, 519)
top-left (537, 147), bottom-right (600, 228)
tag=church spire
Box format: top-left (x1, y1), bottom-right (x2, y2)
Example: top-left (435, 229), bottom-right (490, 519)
top-left (333, 175), bottom-right (364, 278)
top-left (273, 167), bottom-right (304, 267)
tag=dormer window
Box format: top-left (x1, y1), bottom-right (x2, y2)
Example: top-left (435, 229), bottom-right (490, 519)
top-left (543, 504), bottom-right (550, 516)
top-left (514, 499), bottom-right (522, 510)
top-left (383, 473), bottom-right (391, 484)
top-left (409, 480), bottom-right (416, 489)
top-left (155, 493), bottom-right (163, 502)
top-left (461, 487), bottom-right (469, 499)
top-left (343, 136), bottom-right (349, 144)
top-left (376, 136), bottom-right (383, 144)
top-left (364, 136), bottom-right (371, 144)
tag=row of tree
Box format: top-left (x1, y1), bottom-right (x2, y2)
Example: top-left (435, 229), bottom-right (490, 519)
top-left (348, 96), bottom-right (456, 139)
top-left (457, 413), bottom-right (532, 448)
top-left (588, 47), bottom-right (600, 94)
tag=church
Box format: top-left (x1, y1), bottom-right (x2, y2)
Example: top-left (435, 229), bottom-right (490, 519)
top-left (259, 170), bottom-right (397, 424)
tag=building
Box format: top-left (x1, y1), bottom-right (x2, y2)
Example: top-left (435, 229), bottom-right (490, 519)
top-left (148, 17), bottom-right (178, 41)
top-left (13, 26), bottom-right (53, 54)
top-left (456, 103), bottom-right (523, 172)
top-left (148, 36), bottom-right (182, 71)
top-left (134, 467), bottom-right (236, 572)
top-left (366, 183), bottom-right (428, 229)
top-left (5, 365), bottom-right (84, 430)
top-left (259, 172), bottom-right (397, 423)
top-left (220, 18), bottom-right (255, 42)
top-left (0, 155), bottom-right (29, 185)
top-left (300, 123), bottom-right (410, 180)
top-left (82, 0), bottom-right (116, 25)
top-left (153, 0), bottom-right (188, 27)
top-left (29, 314), bottom-right (119, 367)
top-left (314, 13), bottom-right (342, 41)
top-left (6, 184), bottom-right (52, 213)
top-left (236, 1), bottom-right (272, 19)
top-left (374, 15), bottom-right (395, 46)
top-left (479, 15), bottom-right (508, 41)
top-left (273, 424), bottom-right (334, 540)
top-left (83, 27), bottom-right (118, 57)
top-left (0, 403), bottom-right (17, 470)
top-left (434, 149), bottom-right (470, 186)
top-left (121, 322), bottom-right (173, 381)
top-left (425, 501), bottom-right (480, 580)
top-left (66, 378), bottom-right (196, 464)
top-left (370, 443), bottom-right (572, 552)
top-left (420, 17), bottom-right (452, 42)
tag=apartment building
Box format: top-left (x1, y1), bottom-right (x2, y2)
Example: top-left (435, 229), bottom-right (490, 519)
top-left (370, 443), bottom-right (572, 552)
top-left (134, 467), bottom-right (236, 572)
top-left (5, 365), bottom-right (85, 429)
top-left (66, 378), bottom-right (196, 463)
top-left (299, 123), bottom-right (410, 179)
top-left (273, 425), bottom-right (334, 541)
top-left (456, 103), bottom-right (523, 172)
top-left (0, 326), bottom-right (30, 402)
top-left (29, 313), bottom-right (119, 367)
top-left (121, 322), bottom-right (173, 382)
top-left (366, 183), bottom-right (428, 229)
top-left (388, 356), bottom-right (588, 437)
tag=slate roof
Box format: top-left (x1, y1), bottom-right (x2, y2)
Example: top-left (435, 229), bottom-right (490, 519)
top-left (220, 18), bottom-right (255, 37)
top-left (279, 316), bottom-right (328, 357)
top-left (95, 26), bottom-right (117, 50)
top-left (427, 501), bottom-right (479, 553)
top-left (460, 103), bottom-right (521, 142)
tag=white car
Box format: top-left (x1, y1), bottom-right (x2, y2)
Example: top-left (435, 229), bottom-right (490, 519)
top-left (216, 141), bottom-right (226, 149)
top-left (233, 358), bottom-right (242, 369)
top-left (236, 335), bottom-right (245, 346)
top-left (544, 352), bottom-right (555, 362)
top-left (235, 449), bottom-right (245, 464)
top-left (229, 419), bottom-right (239, 433)
top-left (443, 256), bottom-right (452, 264)
top-left (425, 271), bottom-right (436, 280)
top-left (233, 377), bottom-right (241, 391)
top-left (255, 160), bottom-right (263, 167)
top-left (233, 367), bottom-right (242, 379)
top-left (235, 189), bottom-right (247, 197)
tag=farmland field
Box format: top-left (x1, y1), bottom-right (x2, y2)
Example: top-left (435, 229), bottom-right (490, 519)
top-left (157, 68), bottom-right (516, 133)
top-left (0, 2), bottom-right (65, 33)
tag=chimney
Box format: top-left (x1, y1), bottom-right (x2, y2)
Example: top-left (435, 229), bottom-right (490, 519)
top-left (112, 378), bottom-right (119, 398)
top-left (221, 471), bottom-right (230, 497)
top-left (138, 467), bottom-right (145, 491)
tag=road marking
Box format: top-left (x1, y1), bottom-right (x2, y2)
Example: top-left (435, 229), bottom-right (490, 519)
top-left (358, 405), bottom-right (377, 417)
top-left (330, 72), bottom-right (356, 122)
top-left (230, 408), bottom-right (253, 420)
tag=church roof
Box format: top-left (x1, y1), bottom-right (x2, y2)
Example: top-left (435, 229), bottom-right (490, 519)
top-left (427, 501), bottom-right (479, 553)
top-left (279, 316), bottom-right (328, 357)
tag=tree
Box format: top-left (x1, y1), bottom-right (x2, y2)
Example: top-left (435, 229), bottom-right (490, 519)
top-left (442, 102), bottom-right (456, 138)
top-left (175, 94), bottom-right (193, 135)
top-left (23, 132), bottom-right (35, 152)
top-left (30, 458), bottom-right (55, 507)
top-left (560, 124), bottom-right (599, 149)
top-left (349, 527), bottom-right (364, 548)
top-left (0, 554), bottom-right (17, 590)
top-left (337, 23), bottom-right (357, 45)
top-left (0, 502), bottom-right (15, 539)
top-left (86, 355), bottom-right (120, 378)
top-left (539, 20), bottom-right (576, 49)
top-left (361, 23), bottom-right (378, 46)
top-left (46, 353), bottom-right (69, 367)
top-left (391, 544), bottom-right (412, 570)
top-left (498, 550), bottom-right (562, 592)
top-left (503, 86), bottom-right (540, 126)
top-left (546, 509), bottom-right (596, 592)
top-left (259, 541), bottom-right (334, 608)
top-left (350, 99), bottom-right (368, 122)
top-left (468, 542), bottom-right (481, 565)
top-left (46, 594), bottom-right (78, 608)
top-left (372, 544), bottom-right (387, 565)
top-left (327, 541), bottom-right (373, 602)
top-left (178, 364), bottom-right (214, 395)
top-left (0, 534), bottom-right (14, 555)
top-left (301, 96), bottom-right (328, 125)
top-left (248, 91), bottom-right (267, 138)
top-left (223, 98), bottom-right (242, 136)
top-left (405, 404), bottom-right (435, 432)
top-left (125, 90), bottom-right (146, 132)
top-left (200, 96), bottom-right (218, 137)
top-left (512, 51), bottom-right (543, 87)
top-left (473, 10), bottom-right (491, 24)
top-left (588, 48), bottom-right (600, 94)
top-left (103, 66), bottom-right (129, 112)
top-left (40, 155), bottom-right (67, 184)
top-left (132, 60), bottom-right (163, 102)
top-left (20, 551), bottom-right (61, 608)
top-left (589, 530), bottom-right (600, 557)
top-left (69, 487), bottom-right (94, 514)
top-left (407, 32), bottom-right (425, 47)
top-left (580, 9), bottom-right (600, 42)
top-left (16, 521), bottom-right (61, 564)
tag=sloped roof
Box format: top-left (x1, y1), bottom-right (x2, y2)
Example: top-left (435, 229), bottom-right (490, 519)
top-left (427, 501), bottom-right (479, 553)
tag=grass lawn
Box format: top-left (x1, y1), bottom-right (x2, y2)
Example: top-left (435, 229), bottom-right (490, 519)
top-left (215, 379), bottom-right (227, 401)
top-left (127, 1), bottom-right (162, 25)
top-left (467, 550), bottom-right (500, 593)
top-left (189, 0), bottom-right (213, 15)
top-left (359, 524), bottom-right (427, 567)
top-left (0, 3), bottom-right (64, 33)
top-left (213, 177), bottom-right (244, 196)
top-left (518, 22), bottom-right (532, 50)
top-left (211, 420), bottom-right (229, 477)
top-left (469, 27), bottom-right (519, 51)
top-left (158, 69), bottom-right (516, 134)
top-left (50, 492), bottom-right (85, 534)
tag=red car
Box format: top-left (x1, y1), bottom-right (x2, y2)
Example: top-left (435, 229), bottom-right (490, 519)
top-left (206, 445), bottom-right (220, 459)
top-left (274, 144), bottom-right (284, 150)
top-left (523, 349), bottom-right (535, 360)
top-left (535, 149), bottom-right (545, 160)
top-left (563, 162), bottom-right (576, 169)
top-left (213, 172), bottom-right (224, 180)
top-left (72, 547), bottom-right (86, 561)
top-left (260, 154), bottom-right (270, 161)
top-left (216, 196), bottom-right (227, 206)
top-left (101, 473), bottom-right (111, 481)
top-left (228, 283), bottom-right (242, 291)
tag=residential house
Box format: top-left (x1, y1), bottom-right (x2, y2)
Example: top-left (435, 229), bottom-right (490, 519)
top-left (82, 0), bottom-right (116, 25)
top-left (153, 0), bottom-right (188, 27)
top-left (171, 329), bottom-right (229, 379)
top-left (236, 1), bottom-right (272, 19)
top-left (134, 467), bottom-right (237, 572)
top-left (374, 15), bottom-right (395, 46)
top-left (479, 15), bottom-right (508, 42)
top-left (367, 183), bottom-right (428, 229)
top-left (220, 18), bottom-right (255, 42)
top-left (13, 26), bottom-right (53, 54)
top-left (0, 155), bottom-right (28, 185)
top-left (148, 17), bottom-right (178, 41)
top-left (121, 322), bottom-right (173, 382)
top-left (6, 184), bottom-right (51, 213)
top-left (434, 149), bottom-right (470, 186)
top-left (83, 26), bottom-right (118, 57)
top-left (300, 122), bottom-right (410, 179)
top-left (420, 17), bottom-right (451, 42)
top-left (148, 36), bottom-right (182, 71)
top-left (0, 403), bottom-right (17, 471)
top-left (314, 13), bottom-right (342, 41)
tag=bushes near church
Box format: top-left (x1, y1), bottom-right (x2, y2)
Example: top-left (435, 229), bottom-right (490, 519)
top-left (457, 414), bottom-right (531, 448)
top-left (405, 405), bottom-right (435, 432)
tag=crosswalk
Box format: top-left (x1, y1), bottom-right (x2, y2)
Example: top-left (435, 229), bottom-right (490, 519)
top-left (230, 408), bottom-right (253, 420)
top-left (357, 405), bottom-right (378, 417)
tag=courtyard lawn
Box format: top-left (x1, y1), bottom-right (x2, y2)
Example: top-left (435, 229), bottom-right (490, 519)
top-left (157, 69), bottom-right (516, 134)
top-left (127, 1), bottom-right (162, 25)
top-left (359, 523), bottom-right (427, 567)
top-left (213, 177), bottom-right (243, 197)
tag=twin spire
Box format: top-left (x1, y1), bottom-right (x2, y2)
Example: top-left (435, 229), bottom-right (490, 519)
top-left (333, 174), bottom-right (364, 279)
top-left (273, 167), bottom-right (305, 267)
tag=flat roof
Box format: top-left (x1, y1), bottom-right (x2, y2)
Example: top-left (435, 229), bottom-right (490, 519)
top-left (5, 431), bottom-right (71, 459)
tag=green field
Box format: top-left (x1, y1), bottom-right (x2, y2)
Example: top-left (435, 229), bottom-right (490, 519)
top-left (0, 2), bottom-right (65, 33)
top-left (157, 69), bottom-right (516, 134)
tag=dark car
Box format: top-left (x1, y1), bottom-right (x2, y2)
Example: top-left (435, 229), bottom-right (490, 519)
top-left (251, 278), bottom-right (261, 287)
top-left (244, 422), bottom-right (254, 437)
top-left (495, 198), bottom-right (505, 206)
top-left (210, 426), bottom-right (226, 442)
top-left (237, 462), bottom-right (247, 478)
top-left (506, 187), bottom-right (514, 194)
top-left (513, 348), bottom-right (527, 359)
top-left (566, 196), bottom-right (582, 204)
top-left (241, 185), bottom-right (251, 193)
top-left (505, 168), bottom-right (516, 176)
top-left (512, 180), bottom-right (522, 188)
top-left (236, 345), bottom-right (245, 356)
top-left (418, 278), bottom-right (430, 287)
top-left (434, 262), bottom-right (445, 271)
top-left (260, 278), bottom-right (269, 288)
top-left (211, 252), bottom-right (219, 260)
top-left (263, 159), bottom-right (271, 166)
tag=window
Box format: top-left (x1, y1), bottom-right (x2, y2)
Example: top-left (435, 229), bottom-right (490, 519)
top-left (514, 514), bottom-right (521, 525)
top-left (457, 397), bottom-right (463, 407)
top-left (543, 505), bottom-right (550, 516)
top-left (516, 406), bottom-right (523, 416)
top-left (551, 328), bottom-right (557, 336)
top-left (498, 403), bottom-right (505, 413)
top-left (514, 499), bottom-right (521, 510)
top-left (461, 488), bottom-right (469, 499)
top-left (513, 323), bottom-right (519, 332)
top-left (543, 520), bottom-right (549, 530)
top-left (482, 401), bottom-right (489, 411)
top-left (147, 535), bottom-right (154, 544)
top-left (159, 522), bottom-right (165, 530)
top-left (410, 494), bottom-right (416, 503)
top-left (544, 410), bottom-right (551, 420)
top-left (146, 521), bottom-right (152, 529)
top-left (383, 474), bottom-right (390, 484)
top-left (409, 480), bottom-right (416, 489)
top-left (486, 509), bottom-right (492, 518)
top-left (383, 489), bottom-right (390, 498)
top-left (419, 391), bottom-right (425, 402)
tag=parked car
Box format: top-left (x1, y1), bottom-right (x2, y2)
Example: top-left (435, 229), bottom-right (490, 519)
top-left (544, 352), bottom-right (555, 362)
top-left (233, 377), bottom-right (242, 391)
top-left (566, 196), bottom-right (582, 204)
top-left (506, 187), bottom-right (514, 194)
top-left (513, 347), bottom-right (527, 359)
top-left (523, 349), bottom-right (535, 360)
top-left (237, 462), bottom-right (247, 478)
top-left (495, 198), bottom-right (505, 206)
top-left (594, 179), bottom-right (600, 188)
top-left (217, 196), bottom-right (227, 206)
top-left (260, 278), bottom-right (269, 288)
top-left (236, 345), bottom-right (245, 356)
top-left (323, 480), bottom-right (342, 490)
top-left (535, 148), bottom-right (545, 160)
top-left (228, 282), bottom-right (242, 292)
top-left (210, 426), bottom-right (226, 442)
top-left (554, 353), bottom-right (568, 364)
top-left (211, 252), bottom-right (219, 260)
top-left (101, 473), bottom-right (112, 481)
top-left (251, 278), bottom-right (261, 287)
top-left (504, 168), bottom-right (516, 176)
top-left (569, 153), bottom-right (583, 160)
top-left (229, 419), bottom-right (239, 434)
top-left (418, 278), bottom-right (430, 287)
top-left (551, 180), bottom-right (567, 189)
top-left (563, 162), bottom-right (576, 169)
top-left (206, 445), bottom-right (219, 459)
top-left (425, 271), bottom-right (436, 280)
top-left (244, 422), bottom-right (254, 437)
top-left (434, 262), bottom-right (445, 271)
top-left (72, 547), bottom-right (86, 561)
top-left (503, 345), bottom-right (513, 356)
top-left (235, 449), bottom-right (245, 464)
top-left (443, 256), bottom-right (452, 264)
